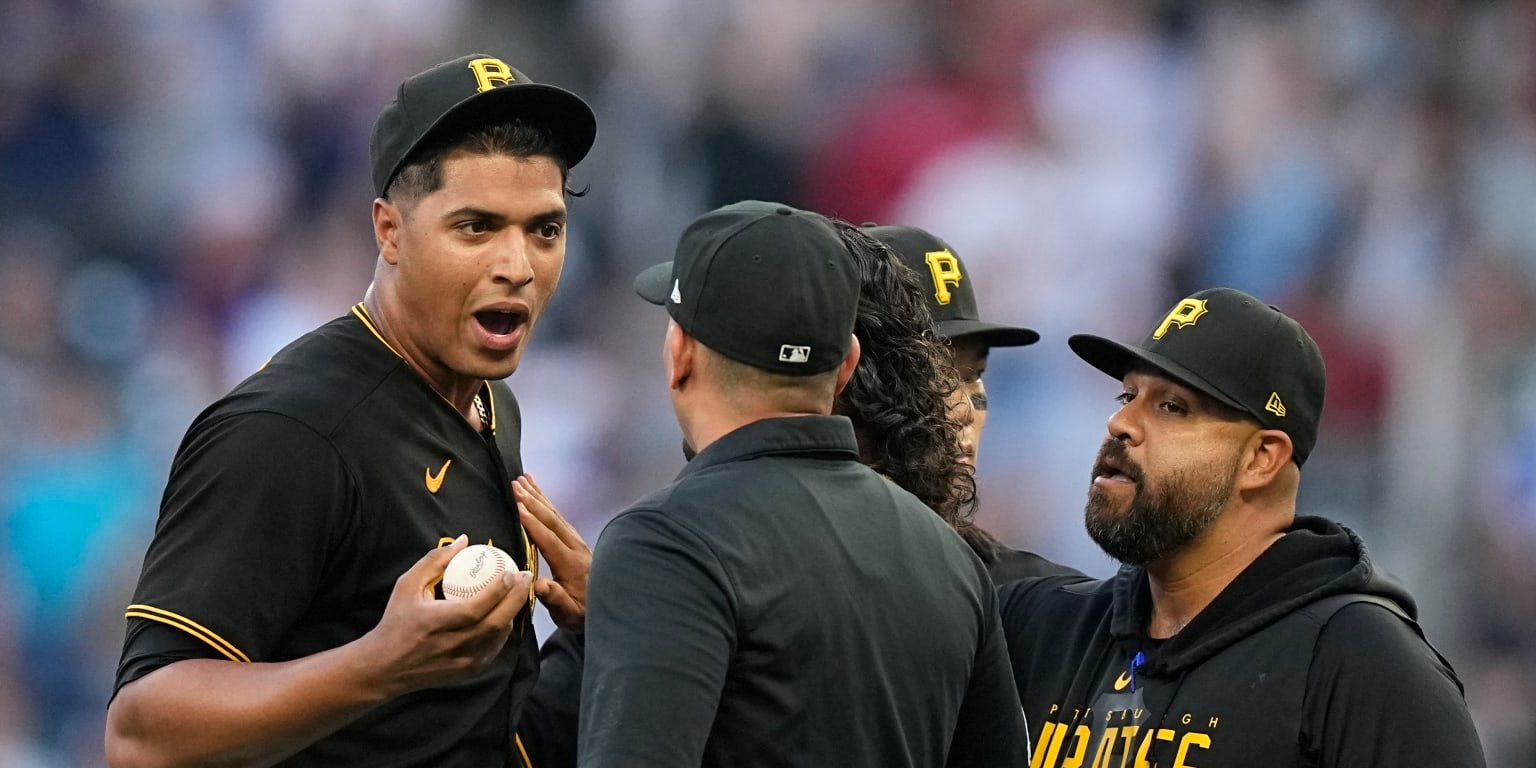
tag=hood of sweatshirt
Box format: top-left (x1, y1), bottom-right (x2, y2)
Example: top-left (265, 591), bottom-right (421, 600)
top-left (1108, 515), bottom-right (1415, 677)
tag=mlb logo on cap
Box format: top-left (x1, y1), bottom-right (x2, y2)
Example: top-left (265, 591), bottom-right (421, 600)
top-left (633, 201), bottom-right (859, 376)
top-left (778, 345), bottom-right (811, 364)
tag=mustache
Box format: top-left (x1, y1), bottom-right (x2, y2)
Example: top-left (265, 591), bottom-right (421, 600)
top-left (1092, 438), bottom-right (1144, 484)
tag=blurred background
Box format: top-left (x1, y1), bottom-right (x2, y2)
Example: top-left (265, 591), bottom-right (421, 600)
top-left (1, 0), bottom-right (1532, 764)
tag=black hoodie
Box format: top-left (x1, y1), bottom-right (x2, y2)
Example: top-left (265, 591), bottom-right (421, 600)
top-left (999, 516), bottom-right (1485, 767)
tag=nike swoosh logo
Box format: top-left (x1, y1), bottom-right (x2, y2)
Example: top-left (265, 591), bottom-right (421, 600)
top-left (1114, 671), bottom-right (1132, 691)
top-left (425, 459), bottom-right (452, 494)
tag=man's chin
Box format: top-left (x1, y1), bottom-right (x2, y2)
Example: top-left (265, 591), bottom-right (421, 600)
top-left (467, 345), bottom-right (525, 381)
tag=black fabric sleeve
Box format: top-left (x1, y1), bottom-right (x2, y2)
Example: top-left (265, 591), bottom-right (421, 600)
top-left (114, 412), bottom-right (354, 693)
top-left (986, 545), bottom-right (1088, 583)
top-left (945, 580), bottom-right (1032, 767)
top-left (1303, 602), bottom-right (1487, 767)
top-left (516, 629), bottom-right (584, 768)
top-left (578, 509), bottom-right (736, 768)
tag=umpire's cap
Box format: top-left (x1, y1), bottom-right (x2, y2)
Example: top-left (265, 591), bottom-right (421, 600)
top-left (1069, 288), bottom-right (1327, 466)
top-left (863, 225), bottom-right (1039, 348)
top-left (370, 54), bottom-right (596, 198)
top-left (634, 201), bottom-right (859, 376)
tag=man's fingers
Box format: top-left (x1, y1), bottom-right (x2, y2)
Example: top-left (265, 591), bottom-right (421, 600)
top-left (400, 534), bottom-right (468, 598)
top-left (515, 475), bottom-right (588, 552)
top-left (534, 579), bottom-right (584, 631)
top-left (520, 501), bottom-right (566, 559)
top-left (484, 571), bottom-right (534, 628)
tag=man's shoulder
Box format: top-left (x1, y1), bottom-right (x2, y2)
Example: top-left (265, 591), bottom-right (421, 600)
top-left (986, 544), bottom-right (1088, 582)
top-left (997, 571), bottom-right (1111, 625)
top-left (209, 313), bottom-right (406, 437)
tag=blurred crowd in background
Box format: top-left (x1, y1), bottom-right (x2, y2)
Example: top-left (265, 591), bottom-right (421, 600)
top-left (1, 0), bottom-right (1534, 764)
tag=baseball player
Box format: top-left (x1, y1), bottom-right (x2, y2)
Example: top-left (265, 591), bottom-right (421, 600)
top-left (106, 54), bottom-right (595, 766)
top-left (578, 201), bottom-right (1028, 766)
top-left (1000, 288), bottom-right (1486, 766)
top-left (867, 224), bottom-right (1082, 581)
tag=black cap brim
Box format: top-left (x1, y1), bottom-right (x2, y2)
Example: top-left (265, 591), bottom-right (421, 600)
top-left (1068, 334), bottom-right (1249, 415)
top-left (633, 261), bottom-right (673, 305)
top-left (380, 84), bottom-right (597, 197)
top-left (936, 319), bottom-right (1040, 347)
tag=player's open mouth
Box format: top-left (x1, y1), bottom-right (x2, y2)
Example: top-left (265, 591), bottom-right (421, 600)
top-left (474, 308), bottom-right (529, 337)
top-left (1091, 453), bottom-right (1139, 486)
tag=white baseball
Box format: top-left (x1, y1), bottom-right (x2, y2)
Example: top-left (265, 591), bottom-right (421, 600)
top-left (442, 544), bottom-right (512, 600)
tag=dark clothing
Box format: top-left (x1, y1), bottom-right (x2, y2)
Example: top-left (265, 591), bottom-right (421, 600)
top-left (579, 415), bottom-right (1028, 767)
top-left (517, 544), bottom-right (1075, 768)
top-left (115, 305), bottom-right (539, 767)
top-left (975, 539), bottom-right (1086, 583)
top-left (517, 494), bottom-right (1067, 768)
top-left (519, 630), bottom-right (584, 768)
top-left (999, 516), bottom-right (1486, 768)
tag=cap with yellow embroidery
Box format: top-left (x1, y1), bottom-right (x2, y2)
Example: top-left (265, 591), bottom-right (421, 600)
top-left (862, 225), bottom-right (1039, 347)
top-left (1068, 287), bottom-right (1326, 466)
top-left (370, 54), bottom-right (597, 198)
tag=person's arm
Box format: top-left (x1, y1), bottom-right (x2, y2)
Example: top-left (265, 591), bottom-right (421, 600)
top-left (516, 629), bottom-right (585, 768)
top-left (578, 509), bottom-right (735, 767)
top-left (946, 579), bottom-right (1031, 767)
top-left (105, 412), bottom-right (533, 767)
top-left (1305, 602), bottom-right (1487, 767)
top-left (108, 536), bottom-right (531, 768)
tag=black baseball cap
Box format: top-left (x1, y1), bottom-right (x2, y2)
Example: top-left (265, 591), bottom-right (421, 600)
top-left (634, 201), bottom-right (859, 376)
top-left (370, 54), bottom-right (597, 198)
top-left (863, 225), bottom-right (1039, 347)
top-left (1068, 287), bottom-right (1326, 466)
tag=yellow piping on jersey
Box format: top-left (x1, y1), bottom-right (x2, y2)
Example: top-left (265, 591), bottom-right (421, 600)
top-left (351, 303), bottom-right (406, 358)
top-left (124, 604), bottom-right (252, 663)
top-left (515, 732), bottom-right (534, 768)
top-left (352, 303), bottom-right (496, 431)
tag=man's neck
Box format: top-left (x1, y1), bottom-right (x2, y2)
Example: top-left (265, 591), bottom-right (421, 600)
top-left (1143, 512), bottom-right (1288, 639)
top-left (362, 287), bottom-right (481, 421)
top-left (681, 406), bottom-right (826, 458)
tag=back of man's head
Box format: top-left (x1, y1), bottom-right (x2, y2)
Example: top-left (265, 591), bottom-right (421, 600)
top-left (635, 201), bottom-right (861, 412)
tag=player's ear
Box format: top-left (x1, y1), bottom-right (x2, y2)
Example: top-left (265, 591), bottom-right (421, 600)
top-left (373, 197), bottom-right (404, 265)
top-left (832, 334), bottom-right (861, 397)
top-left (1236, 428), bottom-right (1293, 492)
top-left (665, 320), bottom-right (694, 391)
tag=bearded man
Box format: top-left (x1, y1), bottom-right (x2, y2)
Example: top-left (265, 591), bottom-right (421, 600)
top-left (998, 288), bottom-right (1485, 767)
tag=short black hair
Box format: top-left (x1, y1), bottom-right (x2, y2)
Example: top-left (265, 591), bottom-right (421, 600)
top-left (385, 119), bottom-right (583, 206)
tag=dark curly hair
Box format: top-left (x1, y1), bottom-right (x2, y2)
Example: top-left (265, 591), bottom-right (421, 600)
top-left (830, 222), bottom-right (996, 554)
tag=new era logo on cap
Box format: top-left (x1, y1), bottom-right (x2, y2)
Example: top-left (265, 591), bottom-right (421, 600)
top-left (670, 280), bottom-right (682, 304)
top-left (778, 345), bottom-right (811, 364)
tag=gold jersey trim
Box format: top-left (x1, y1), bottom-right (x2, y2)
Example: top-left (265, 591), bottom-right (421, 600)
top-left (350, 303), bottom-right (496, 431)
top-left (124, 604), bottom-right (252, 663)
top-left (515, 732), bottom-right (534, 768)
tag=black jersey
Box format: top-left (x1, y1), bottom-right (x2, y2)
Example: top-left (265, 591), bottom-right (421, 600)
top-left (578, 415), bottom-right (1029, 767)
top-left (999, 517), bottom-right (1485, 767)
top-left (114, 304), bottom-right (539, 767)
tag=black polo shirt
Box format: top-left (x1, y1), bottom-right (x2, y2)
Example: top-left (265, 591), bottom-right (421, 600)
top-left (579, 415), bottom-right (1029, 767)
top-left (114, 304), bottom-right (538, 766)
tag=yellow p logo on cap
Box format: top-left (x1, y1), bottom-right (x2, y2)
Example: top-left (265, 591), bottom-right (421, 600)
top-left (466, 58), bottom-right (516, 93)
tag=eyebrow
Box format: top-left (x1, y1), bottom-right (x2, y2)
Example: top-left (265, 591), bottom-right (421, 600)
top-left (440, 206), bottom-right (567, 225)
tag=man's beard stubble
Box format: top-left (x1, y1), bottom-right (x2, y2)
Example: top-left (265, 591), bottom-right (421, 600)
top-left (1084, 438), bottom-right (1240, 567)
